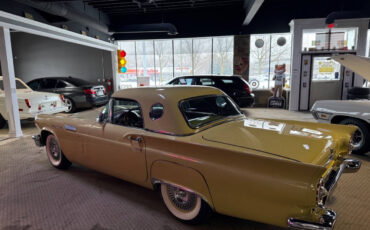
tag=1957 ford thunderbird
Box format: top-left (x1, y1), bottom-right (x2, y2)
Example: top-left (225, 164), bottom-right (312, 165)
top-left (33, 86), bottom-right (361, 229)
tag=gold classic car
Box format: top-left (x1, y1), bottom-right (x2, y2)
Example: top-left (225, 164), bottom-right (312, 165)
top-left (33, 86), bottom-right (361, 229)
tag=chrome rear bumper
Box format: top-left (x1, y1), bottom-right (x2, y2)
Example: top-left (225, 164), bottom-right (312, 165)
top-left (288, 209), bottom-right (336, 230)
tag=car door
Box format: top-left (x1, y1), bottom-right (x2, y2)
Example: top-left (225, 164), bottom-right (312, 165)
top-left (83, 99), bottom-right (147, 183)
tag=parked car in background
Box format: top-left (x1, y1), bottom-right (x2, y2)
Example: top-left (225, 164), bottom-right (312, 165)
top-left (0, 76), bottom-right (67, 128)
top-left (28, 77), bottom-right (108, 113)
top-left (167, 75), bottom-right (254, 107)
top-left (33, 86), bottom-right (360, 229)
top-left (311, 54), bottom-right (370, 155)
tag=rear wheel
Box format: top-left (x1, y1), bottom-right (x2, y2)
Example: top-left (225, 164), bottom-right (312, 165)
top-left (64, 97), bottom-right (76, 113)
top-left (160, 183), bottom-right (211, 224)
top-left (0, 114), bottom-right (7, 129)
top-left (46, 134), bottom-right (71, 169)
top-left (339, 118), bottom-right (370, 155)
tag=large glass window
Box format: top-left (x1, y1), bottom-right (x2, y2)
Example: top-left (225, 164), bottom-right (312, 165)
top-left (154, 40), bottom-right (173, 85)
top-left (193, 38), bottom-right (212, 75)
top-left (174, 39), bottom-right (193, 77)
top-left (118, 36), bottom-right (233, 88)
top-left (213, 36), bottom-right (234, 75)
top-left (249, 33), bottom-right (292, 90)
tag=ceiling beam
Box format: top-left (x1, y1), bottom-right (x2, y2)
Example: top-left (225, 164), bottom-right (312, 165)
top-left (242, 0), bottom-right (264, 25)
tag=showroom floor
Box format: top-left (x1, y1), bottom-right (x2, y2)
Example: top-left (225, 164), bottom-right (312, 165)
top-left (0, 109), bottom-right (369, 230)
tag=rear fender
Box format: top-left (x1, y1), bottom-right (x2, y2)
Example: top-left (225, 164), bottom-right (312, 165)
top-left (150, 160), bottom-right (214, 209)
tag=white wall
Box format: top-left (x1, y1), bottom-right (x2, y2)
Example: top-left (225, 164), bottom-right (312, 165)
top-left (9, 32), bottom-right (113, 84)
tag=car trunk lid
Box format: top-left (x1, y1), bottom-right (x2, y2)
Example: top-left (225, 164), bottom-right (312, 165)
top-left (201, 118), bottom-right (356, 166)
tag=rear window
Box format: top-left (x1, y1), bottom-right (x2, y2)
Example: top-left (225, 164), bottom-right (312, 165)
top-left (0, 79), bottom-right (28, 90)
top-left (64, 78), bottom-right (93, 87)
top-left (180, 95), bottom-right (242, 128)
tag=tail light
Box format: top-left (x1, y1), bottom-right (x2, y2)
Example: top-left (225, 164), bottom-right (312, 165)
top-left (243, 83), bottom-right (251, 94)
top-left (38, 104), bottom-right (42, 111)
top-left (103, 87), bottom-right (107, 94)
top-left (60, 94), bottom-right (65, 103)
top-left (25, 99), bottom-right (31, 108)
top-left (83, 89), bottom-right (96, 95)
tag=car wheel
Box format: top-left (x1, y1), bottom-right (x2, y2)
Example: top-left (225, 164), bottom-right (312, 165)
top-left (64, 97), bottom-right (76, 113)
top-left (160, 183), bottom-right (211, 224)
top-left (0, 114), bottom-right (7, 129)
top-left (339, 118), bottom-right (370, 155)
top-left (46, 134), bottom-right (71, 169)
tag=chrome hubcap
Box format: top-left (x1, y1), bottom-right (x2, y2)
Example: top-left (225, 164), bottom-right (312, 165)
top-left (167, 185), bottom-right (197, 211)
top-left (65, 99), bottom-right (72, 112)
top-left (352, 128), bottom-right (364, 149)
top-left (49, 139), bottom-right (61, 161)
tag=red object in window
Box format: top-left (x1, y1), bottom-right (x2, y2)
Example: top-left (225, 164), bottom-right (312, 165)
top-left (107, 79), bottom-right (112, 91)
top-left (25, 99), bottom-right (31, 108)
top-left (60, 94), bottom-right (65, 103)
top-left (327, 23), bottom-right (335, 28)
top-left (243, 84), bottom-right (251, 94)
top-left (83, 89), bottom-right (96, 95)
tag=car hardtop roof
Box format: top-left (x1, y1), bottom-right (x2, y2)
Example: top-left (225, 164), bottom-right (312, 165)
top-left (112, 86), bottom-right (227, 135)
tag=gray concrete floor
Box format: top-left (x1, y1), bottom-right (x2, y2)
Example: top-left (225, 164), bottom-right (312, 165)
top-left (0, 109), bottom-right (369, 230)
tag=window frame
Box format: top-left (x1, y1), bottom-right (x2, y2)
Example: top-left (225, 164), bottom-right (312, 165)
top-left (109, 97), bottom-right (145, 129)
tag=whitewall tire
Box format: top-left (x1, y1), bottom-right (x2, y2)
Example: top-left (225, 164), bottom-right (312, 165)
top-left (46, 134), bottom-right (71, 169)
top-left (160, 183), bottom-right (211, 224)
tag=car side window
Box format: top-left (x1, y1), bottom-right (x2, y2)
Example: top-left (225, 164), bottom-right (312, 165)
top-left (40, 79), bottom-right (57, 89)
top-left (185, 78), bottom-right (196, 85)
top-left (28, 80), bottom-right (40, 90)
top-left (111, 99), bottom-right (143, 128)
top-left (169, 79), bottom-right (179, 85)
top-left (199, 78), bottom-right (215, 86)
top-left (56, 80), bottom-right (68, 88)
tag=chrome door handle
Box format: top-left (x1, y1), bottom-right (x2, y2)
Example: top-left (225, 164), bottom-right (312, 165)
top-left (128, 136), bottom-right (142, 143)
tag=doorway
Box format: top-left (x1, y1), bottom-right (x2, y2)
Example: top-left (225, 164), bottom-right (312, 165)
top-left (299, 52), bottom-right (355, 110)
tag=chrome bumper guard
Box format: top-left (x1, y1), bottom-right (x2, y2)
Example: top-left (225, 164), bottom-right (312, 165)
top-left (32, 134), bottom-right (44, 147)
top-left (288, 159), bottom-right (361, 230)
top-left (288, 209), bottom-right (336, 230)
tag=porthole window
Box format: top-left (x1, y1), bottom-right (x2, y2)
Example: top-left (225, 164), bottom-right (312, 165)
top-left (149, 103), bottom-right (164, 120)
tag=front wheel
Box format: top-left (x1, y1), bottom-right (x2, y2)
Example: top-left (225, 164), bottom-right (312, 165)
top-left (160, 183), bottom-right (211, 224)
top-left (46, 134), bottom-right (71, 169)
top-left (339, 118), bottom-right (370, 155)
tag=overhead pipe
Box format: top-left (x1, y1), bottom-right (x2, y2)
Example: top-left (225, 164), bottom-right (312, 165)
top-left (111, 23), bottom-right (178, 35)
top-left (326, 11), bottom-right (367, 24)
top-left (14, 0), bottom-right (111, 35)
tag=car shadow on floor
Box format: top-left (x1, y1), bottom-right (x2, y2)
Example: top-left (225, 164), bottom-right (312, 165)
top-left (63, 165), bottom-right (285, 230)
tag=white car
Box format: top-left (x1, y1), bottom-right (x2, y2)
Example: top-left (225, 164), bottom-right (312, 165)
top-left (0, 76), bottom-right (68, 128)
top-left (311, 54), bottom-right (370, 154)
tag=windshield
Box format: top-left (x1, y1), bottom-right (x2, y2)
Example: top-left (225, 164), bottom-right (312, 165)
top-left (180, 95), bottom-right (242, 128)
top-left (0, 79), bottom-right (29, 90)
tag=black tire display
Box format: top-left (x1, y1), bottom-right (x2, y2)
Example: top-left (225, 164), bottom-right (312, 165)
top-left (160, 183), bottom-right (211, 224)
top-left (46, 134), bottom-right (72, 169)
top-left (339, 118), bottom-right (370, 155)
top-left (0, 114), bottom-right (7, 129)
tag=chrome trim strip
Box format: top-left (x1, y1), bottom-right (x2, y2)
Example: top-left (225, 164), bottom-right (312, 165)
top-left (343, 158), bottom-right (361, 173)
top-left (64, 124), bottom-right (76, 132)
top-left (288, 209), bottom-right (336, 230)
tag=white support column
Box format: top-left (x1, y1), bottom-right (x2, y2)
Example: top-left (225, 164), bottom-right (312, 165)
top-left (111, 43), bottom-right (119, 92)
top-left (0, 26), bottom-right (22, 137)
